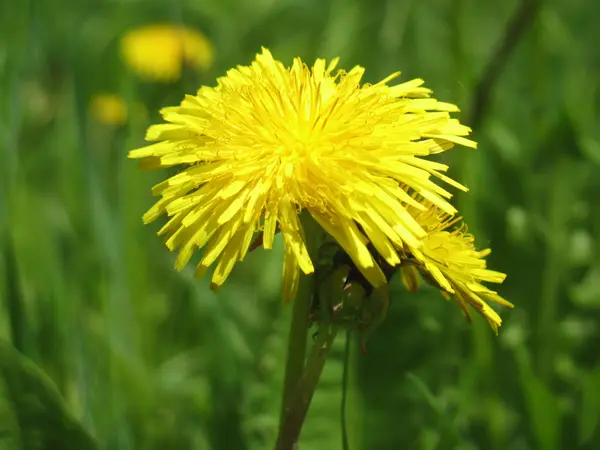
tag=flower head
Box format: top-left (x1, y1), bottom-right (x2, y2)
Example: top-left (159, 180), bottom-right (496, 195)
top-left (400, 197), bottom-right (512, 332)
top-left (120, 24), bottom-right (213, 82)
top-left (90, 93), bottom-right (128, 125)
top-left (129, 48), bottom-right (476, 302)
top-left (89, 93), bottom-right (148, 126)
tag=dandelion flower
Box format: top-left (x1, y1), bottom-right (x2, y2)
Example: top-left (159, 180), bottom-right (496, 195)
top-left (128, 48), bottom-right (477, 302)
top-left (399, 264), bottom-right (421, 293)
top-left (401, 197), bottom-right (513, 332)
top-left (90, 93), bottom-right (128, 125)
top-left (121, 24), bottom-right (214, 82)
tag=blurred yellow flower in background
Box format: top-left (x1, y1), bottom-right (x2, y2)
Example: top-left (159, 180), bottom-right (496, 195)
top-left (89, 93), bottom-right (148, 126)
top-left (120, 24), bottom-right (214, 82)
top-left (400, 196), bottom-right (512, 332)
top-left (129, 48), bottom-right (478, 303)
top-left (90, 93), bottom-right (128, 125)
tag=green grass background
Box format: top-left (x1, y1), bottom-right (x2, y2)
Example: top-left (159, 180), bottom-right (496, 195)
top-left (1, 0), bottom-right (600, 448)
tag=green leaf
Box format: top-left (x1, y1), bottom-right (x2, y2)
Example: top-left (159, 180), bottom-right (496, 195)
top-left (515, 348), bottom-right (560, 450)
top-left (0, 339), bottom-right (98, 450)
top-left (405, 372), bottom-right (463, 447)
top-left (579, 364), bottom-right (600, 444)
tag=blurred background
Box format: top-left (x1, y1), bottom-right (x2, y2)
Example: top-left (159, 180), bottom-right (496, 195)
top-left (1, 0), bottom-right (599, 448)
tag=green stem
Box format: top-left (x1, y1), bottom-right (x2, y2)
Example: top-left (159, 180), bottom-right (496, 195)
top-left (341, 330), bottom-right (351, 450)
top-left (537, 158), bottom-right (571, 381)
top-left (279, 214), bottom-right (321, 427)
top-left (276, 325), bottom-right (339, 450)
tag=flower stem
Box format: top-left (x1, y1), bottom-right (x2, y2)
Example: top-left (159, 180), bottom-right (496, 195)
top-left (341, 330), bottom-right (351, 450)
top-left (276, 324), bottom-right (339, 449)
top-left (279, 214), bottom-right (320, 431)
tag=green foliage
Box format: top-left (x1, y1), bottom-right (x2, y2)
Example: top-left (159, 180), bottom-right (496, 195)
top-left (0, 339), bottom-right (98, 450)
top-left (1, 0), bottom-right (600, 448)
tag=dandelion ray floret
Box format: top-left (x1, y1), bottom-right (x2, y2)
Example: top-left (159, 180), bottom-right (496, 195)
top-left (129, 48), bottom-right (480, 303)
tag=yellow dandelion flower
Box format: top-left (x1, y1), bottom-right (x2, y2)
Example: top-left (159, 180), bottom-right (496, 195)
top-left (90, 93), bottom-right (128, 125)
top-left (400, 264), bottom-right (421, 292)
top-left (401, 197), bottom-right (513, 332)
top-left (120, 24), bottom-right (214, 82)
top-left (128, 48), bottom-right (476, 302)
